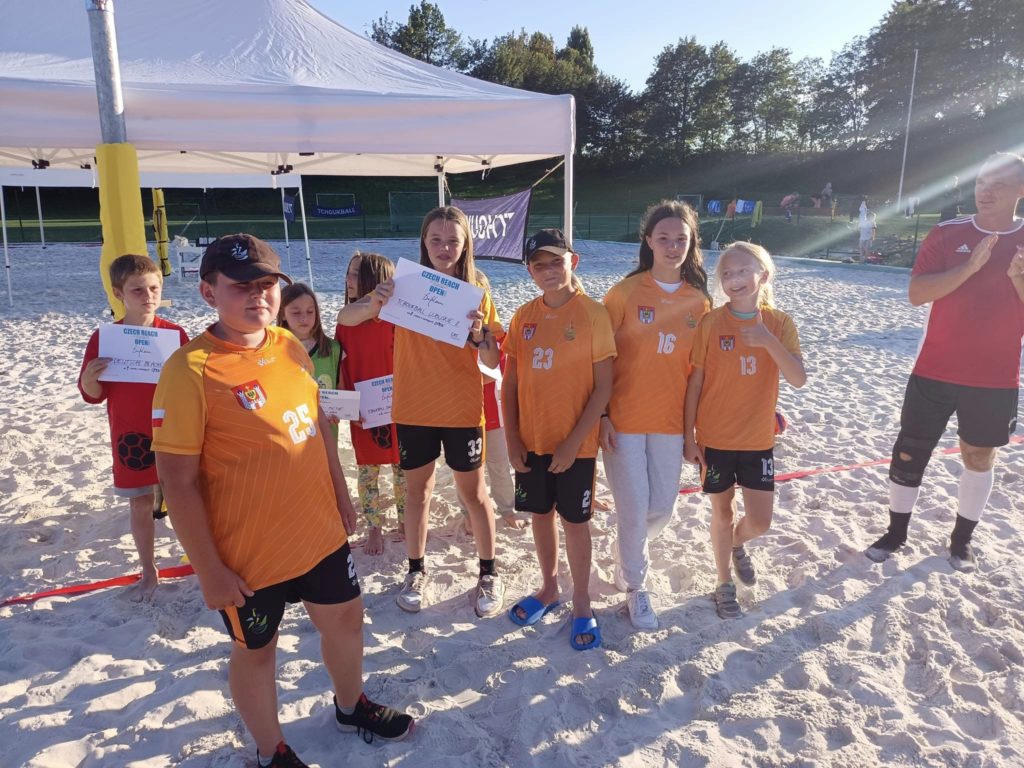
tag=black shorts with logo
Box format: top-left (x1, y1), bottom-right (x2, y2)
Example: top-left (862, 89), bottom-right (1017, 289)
top-left (514, 452), bottom-right (596, 524)
top-left (702, 447), bottom-right (775, 493)
top-left (396, 423), bottom-right (485, 472)
top-left (900, 374), bottom-right (1019, 448)
top-left (219, 542), bottom-right (361, 650)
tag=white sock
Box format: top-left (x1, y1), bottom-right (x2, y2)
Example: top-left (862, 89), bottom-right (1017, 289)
top-left (957, 468), bottom-right (993, 522)
top-left (888, 481), bottom-right (920, 515)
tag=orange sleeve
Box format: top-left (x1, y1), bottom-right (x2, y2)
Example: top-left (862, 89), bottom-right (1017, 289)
top-left (482, 291), bottom-right (504, 338)
top-left (151, 344), bottom-right (208, 455)
top-left (690, 314), bottom-right (713, 368)
top-left (503, 309), bottom-right (521, 360)
top-left (590, 303), bottom-right (617, 363)
top-left (603, 283), bottom-right (626, 333)
top-left (778, 313), bottom-right (802, 357)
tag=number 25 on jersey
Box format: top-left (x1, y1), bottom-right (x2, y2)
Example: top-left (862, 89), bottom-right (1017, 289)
top-left (284, 404), bottom-right (317, 445)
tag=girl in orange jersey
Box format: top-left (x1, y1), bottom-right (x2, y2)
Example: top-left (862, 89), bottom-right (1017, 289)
top-left (334, 253), bottom-right (406, 557)
top-left (504, 229), bottom-right (616, 651)
top-left (336, 208), bottom-right (505, 619)
top-left (684, 242), bottom-right (806, 619)
top-left (601, 200), bottom-right (711, 630)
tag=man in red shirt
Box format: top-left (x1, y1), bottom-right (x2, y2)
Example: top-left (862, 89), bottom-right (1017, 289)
top-left (867, 152), bottom-right (1024, 571)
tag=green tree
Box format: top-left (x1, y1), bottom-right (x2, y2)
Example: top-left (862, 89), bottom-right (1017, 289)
top-left (729, 48), bottom-right (799, 153)
top-left (371, 2), bottom-right (466, 69)
top-left (861, 0), bottom-right (1024, 148)
top-left (805, 39), bottom-right (868, 150)
top-left (641, 38), bottom-right (738, 160)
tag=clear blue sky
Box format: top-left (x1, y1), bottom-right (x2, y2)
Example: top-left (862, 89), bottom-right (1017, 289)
top-left (312, 0), bottom-right (896, 91)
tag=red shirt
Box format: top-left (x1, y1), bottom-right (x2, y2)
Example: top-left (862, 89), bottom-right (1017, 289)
top-left (336, 320), bottom-right (399, 465)
top-left (911, 216), bottom-right (1024, 388)
top-left (482, 352), bottom-right (507, 431)
top-left (78, 316), bottom-right (189, 489)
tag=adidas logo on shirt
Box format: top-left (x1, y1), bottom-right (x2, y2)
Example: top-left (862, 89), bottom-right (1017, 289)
top-left (956, 244), bottom-right (971, 253)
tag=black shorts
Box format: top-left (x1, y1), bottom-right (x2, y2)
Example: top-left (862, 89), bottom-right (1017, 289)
top-left (702, 447), bottom-right (775, 493)
top-left (396, 423), bottom-right (485, 472)
top-left (219, 542), bottom-right (361, 650)
top-left (514, 453), bottom-right (596, 524)
top-left (900, 374), bottom-right (1019, 448)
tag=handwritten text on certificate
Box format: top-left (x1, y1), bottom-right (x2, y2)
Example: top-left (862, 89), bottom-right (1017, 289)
top-left (378, 258), bottom-right (484, 348)
top-left (98, 324), bottom-right (182, 384)
top-left (354, 375), bottom-right (394, 429)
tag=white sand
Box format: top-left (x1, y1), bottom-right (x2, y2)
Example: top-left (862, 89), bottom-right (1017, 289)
top-left (1, 240), bottom-right (1023, 767)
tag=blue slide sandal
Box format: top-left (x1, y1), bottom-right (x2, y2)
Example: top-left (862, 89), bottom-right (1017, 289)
top-left (570, 615), bottom-right (601, 651)
top-left (508, 595), bottom-right (560, 626)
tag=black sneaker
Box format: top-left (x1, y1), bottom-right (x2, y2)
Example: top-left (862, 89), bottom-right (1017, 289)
top-left (731, 545), bottom-right (757, 586)
top-left (714, 582), bottom-right (742, 620)
top-left (257, 742), bottom-right (309, 768)
top-left (948, 538), bottom-right (977, 573)
top-left (865, 530), bottom-right (906, 563)
top-left (335, 693), bottom-right (414, 744)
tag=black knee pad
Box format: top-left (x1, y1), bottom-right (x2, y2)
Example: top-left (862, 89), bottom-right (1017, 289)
top-left (888, 433), bottom-right (939, 487)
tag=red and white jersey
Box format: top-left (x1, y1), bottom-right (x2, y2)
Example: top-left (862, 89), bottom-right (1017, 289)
top-left (911, 215), bottom-right (1024, 388)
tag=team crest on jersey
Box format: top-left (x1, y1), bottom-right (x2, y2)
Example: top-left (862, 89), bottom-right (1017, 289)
top-left (232, 380), bottom-right (267, 410)
top-left (522, 323), bottom-right (537, 340)
top-left (638, 306), bottom-right (655, 324)
top-left (719, 335), bottom-right (735, 352)
top-left (687, 313), bottom-right (697, 329)
top-left (564, 321), bottom-right (576, 341)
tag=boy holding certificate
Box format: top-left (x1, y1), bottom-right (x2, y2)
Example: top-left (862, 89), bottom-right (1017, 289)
top-left (77, 254), bottom-right (189, 600)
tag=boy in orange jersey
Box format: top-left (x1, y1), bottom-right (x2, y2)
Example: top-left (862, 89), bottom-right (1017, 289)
top-left (153, 234), bottom-right (412, 768)
top-left (78, 253), bottom-right (189, 601)
top-left (503, 229), bottom-right (616, 650)
top-left (684, 242), bottom-right (806, 620)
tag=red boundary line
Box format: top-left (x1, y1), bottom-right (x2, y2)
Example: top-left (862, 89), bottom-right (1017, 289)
top-left (677, 435), bottom-right (1022, 496)
top-left (1, 564), bottom-right (194, 608)
top-left (5, 437), bottom-right (1020, 608)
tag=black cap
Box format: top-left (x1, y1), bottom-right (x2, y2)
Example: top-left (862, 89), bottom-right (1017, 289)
top-left (199, 233), bottom-right (292, 284)
top-left (525, 228), bottom-right (571, 261)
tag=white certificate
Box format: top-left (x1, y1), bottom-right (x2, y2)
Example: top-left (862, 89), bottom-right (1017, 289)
top-left (378, 258), bottom-right (484, 348)
top-left (97, 324), bottom-right (182, 384)
top-left (354, 375), bottom-right (393, 429)
top-left (318, 389), bottom-right (361, 421)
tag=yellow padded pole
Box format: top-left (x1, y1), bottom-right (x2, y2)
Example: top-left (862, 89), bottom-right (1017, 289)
top-left (96, 143), bottom-right (147, 320)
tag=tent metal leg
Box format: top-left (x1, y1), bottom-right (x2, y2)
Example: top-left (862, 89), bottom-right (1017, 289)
top-left (297, 178), bottom-right (313, 288)
top-left (1, 186), bottom-right (11, 305)
top-left (35, 186), bottom-right (46, 249)
top-left (280, 186), bottom-right (292, 273)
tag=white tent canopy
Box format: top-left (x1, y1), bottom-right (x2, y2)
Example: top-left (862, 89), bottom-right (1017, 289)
top-left (0, 0), bottom-right (574, 179)
top-left (0, 0), bottom-right (575, 304)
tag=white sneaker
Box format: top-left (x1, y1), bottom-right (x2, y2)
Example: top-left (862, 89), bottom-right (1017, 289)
top-left (474, 573), bottom-right (505, 618)
top-left (626, 589), bottom-right (658, 630)
top-left (396, 571), bottom-right (428, 612)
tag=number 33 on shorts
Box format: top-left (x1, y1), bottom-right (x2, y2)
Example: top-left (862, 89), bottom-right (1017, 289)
top-left (467, 437), bottom-right (483, 461)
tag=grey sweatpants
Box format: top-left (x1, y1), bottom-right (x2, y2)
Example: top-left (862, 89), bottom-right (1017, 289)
top-left (603, 432), bottom-right (685, 590)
